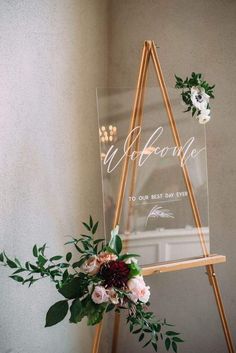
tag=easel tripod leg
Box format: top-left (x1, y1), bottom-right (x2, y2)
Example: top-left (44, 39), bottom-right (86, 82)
top-left (207, 264), bottom-right (235, 353)
top-left (92, 321), bottom-right (103, 353)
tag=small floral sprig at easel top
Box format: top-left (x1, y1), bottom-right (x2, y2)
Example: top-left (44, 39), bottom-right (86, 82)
top-left (175, 72), bottom-right (215, 124)
top-left (0, 217), bottom-right (183, 353)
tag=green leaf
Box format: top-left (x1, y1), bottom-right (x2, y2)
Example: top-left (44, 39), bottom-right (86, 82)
top-left (139, 333), bottom-right (145, 342)
top-left (69, 298), bottom-right (84, 323)
top-left (6, 259), bottom-right (17, 268)
top-left (93, 238), bottom-right (104, 245)
top-left (12, 268), bottom-right (25, 275)
top-left (92, 221), bottom-right (99, 235)
top-left (14, 258), bottom-right (21, 267)
top-left (172, 341), bottom-right (178, 353)
top-left (59, 263), bottom-right (70, 268)
top-left (38, 255), bottom-right (47, 266)
top-left (106, 303), bottom-right (115, 313)
top-left (108, 233), bottom-right (122, 255)
top-left (174, 75), bottom-right (183, 82)
top-left (29, 263), bottom-right (39, 271)
top-left (86, 300), bottom-right (106, 326)
top-left (89, 216), bottom-right (93, 229)
top-left (152, 342), bottom-right (158, 352)
top-left (50, 255), bottom-right (63, 261)
top-left (38, 243), bottom-right (47, 255)
top-left (25, 261), bottom-right (30, 270)
top-left (66, 252), bottom-right (72, 262)
top-left (58, 275), bottom-right (87, 299)
top-left (192, 107), bottom-right (197, 117)
top-left (143, 339), bottom-right (152, 348)
top-left (165, 337), bottom-right (171, 350)
top-left (128, 262), bottom-right (141, 277)
top-left (82, 222), bottom-right (91, 232)
top-left (33, 245), bottom-right (38, 257)
top-left (10, 275), bottom-right (24, 282)
top-left (166, 331), bottom-right (180, 336)
top-left (173, 337), bottom-right (184, 343)
top-left (23, 276), bottom-right (33, 285)
top-left (0, 252), bottom-right (4, 262)
top-left (74, 244), bottom-right (84, 253)
top-left (45, 300), bottom-right (69, 327)
top-left (72, 257), bottom-right (87, 268)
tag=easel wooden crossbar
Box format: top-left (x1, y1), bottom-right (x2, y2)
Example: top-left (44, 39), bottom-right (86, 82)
top-left (92, 40), bottom-right (235, 353)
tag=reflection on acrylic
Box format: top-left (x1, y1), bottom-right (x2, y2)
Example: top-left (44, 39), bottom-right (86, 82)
top-left (97, 87), bottom-right (210, 266)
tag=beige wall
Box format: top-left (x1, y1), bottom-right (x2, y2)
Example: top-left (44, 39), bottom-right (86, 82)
top-left (0, 1), bottom-right (108, 353)
top-left (108, 1), bottom-right (236, 353)
top-left (1, 1), bottom-right (236, 353)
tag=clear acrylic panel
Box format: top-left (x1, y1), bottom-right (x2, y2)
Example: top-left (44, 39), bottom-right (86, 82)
top-left (97, 87), bottom-right (209, 266)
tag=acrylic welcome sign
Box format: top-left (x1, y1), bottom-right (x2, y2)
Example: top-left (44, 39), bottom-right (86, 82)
top-left (96, 87), bottom-right (209, 266)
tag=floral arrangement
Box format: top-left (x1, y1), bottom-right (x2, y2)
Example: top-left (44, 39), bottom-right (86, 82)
top-left (0, 217), bottom-right (183, 352)
top-left (175, 72), bottom-right (215, 124)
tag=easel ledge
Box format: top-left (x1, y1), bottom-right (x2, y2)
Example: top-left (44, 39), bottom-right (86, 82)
top-left (142, 254), bottom-right (226, 276)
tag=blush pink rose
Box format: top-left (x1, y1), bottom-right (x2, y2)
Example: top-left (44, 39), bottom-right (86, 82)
top-left (91, 286), bottom-right (109, 304)
top-left (127, 276), bottom-right (150, 304)
top-left (81, 256), bottom-right (100, 275)
top-left (97, 251), bottom-right (118, 264)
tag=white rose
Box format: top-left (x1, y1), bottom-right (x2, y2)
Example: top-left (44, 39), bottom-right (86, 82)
top-left (81, 256), bottom-right (100, 275)
top-left (91, 286), bottom-right (109, 304)
top-left (191, 87), bottom-right (210, 111)
top-left (127, 276), bottom-right (150, 304)
top-left (198, 109), bottom-right (211, 124)
top-left (107, 288), bottom-right (119, 305)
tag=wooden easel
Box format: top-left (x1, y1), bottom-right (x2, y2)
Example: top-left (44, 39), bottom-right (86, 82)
top-left (92, 40), bottom-right (235, 353)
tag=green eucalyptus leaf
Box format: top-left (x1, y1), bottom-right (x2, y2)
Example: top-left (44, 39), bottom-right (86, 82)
top-left (165, 337), bottom-right (171, 350)
top-left (72, 257), bottom-right (87, 268)
top-left (166, 331), bottom-right (180, 336)
top-left (139, 333), bottom-right (145, 342)
top-left (82, 222), bottom-right (91, 232)
top-left (142, 339), bottom-right (151, 348)
top-left (38, 255), bottom-right (47, 266)
top-left (45, 300), bottom-right (68, 327)
top-left (172, 341), bottom-right (178, 353)
top-left (173, 337), bottom-right (184, 342)
top-left (12, 268), bottom-right (25, 275)
top-left (0, 252), bottom-right (4, 262)
top-left (50, 255), bottom-right (63, 261)
top-left (152, 342), bottom-right (158, 352)
top-left (6, 259), bottom-right (17, 269)
top-left (66, 252), bottom-right (72, 262)
top-left (89, 216), bottom-right (93, 229)
top-left (92, 221), bottom-right (99, 235)
top-left (10, 275), bottom-right (24, 282)
top-left (33, 245), bottom-right (38, 257)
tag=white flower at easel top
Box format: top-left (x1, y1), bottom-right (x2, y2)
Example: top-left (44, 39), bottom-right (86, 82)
top-left (175, 72), bottom-right (215, 124)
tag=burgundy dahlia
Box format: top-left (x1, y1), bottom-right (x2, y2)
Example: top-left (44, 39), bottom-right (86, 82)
top-left (99, 260), bottom-right (130, 288)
